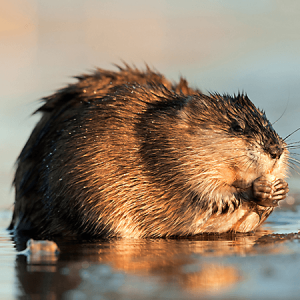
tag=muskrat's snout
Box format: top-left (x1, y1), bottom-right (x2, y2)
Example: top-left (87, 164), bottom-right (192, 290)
top-left (266, 143), bottom-right (284, 160)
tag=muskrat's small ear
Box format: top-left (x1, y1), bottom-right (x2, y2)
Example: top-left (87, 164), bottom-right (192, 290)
top-left (175, 96), bottom-right (197, 130)
top-left (176, 78), bottom-right (190, 95)
top-left (177, 108), bottom-right (191, 130)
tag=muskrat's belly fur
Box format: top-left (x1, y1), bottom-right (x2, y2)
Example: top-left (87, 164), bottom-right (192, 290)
top-left (10, 65), bottom-right (289, 239)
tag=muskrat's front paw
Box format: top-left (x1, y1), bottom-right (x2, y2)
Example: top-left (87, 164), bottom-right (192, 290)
top-left (271, 179), bottom-right (289, 201)
top-left (252, 177), bottom-right (289, 207)
top-left (252, 177), bottom-right (274, 206)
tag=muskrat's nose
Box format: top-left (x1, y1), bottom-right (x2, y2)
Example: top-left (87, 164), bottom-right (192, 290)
top-left (267, 144), bottom-right (283, 159)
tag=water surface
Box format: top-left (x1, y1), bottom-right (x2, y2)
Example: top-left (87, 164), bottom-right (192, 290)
top-left (2, 203), bottom-right (300, 299)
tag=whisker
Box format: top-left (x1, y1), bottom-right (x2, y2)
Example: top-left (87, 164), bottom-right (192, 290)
top-left (289, 156), bottom-right (300, 162)
top-left (272, 97), bottom-right (289, 125)
top-left (286, 145), bottom-right (300, 149)
top-left (244, 157), bottom-right (255, 173)
top-left (287, 164), bottom-right (300, 176)
top-left (287, 160), bottom-right (300, 169)
top-left (288, 157), bottom-right (300, 165)
top-left (287, 160), bottom-right (300, 172)
top-left (288, 152), bottom-right (300, 156)
top-left (287, 160), bottom-right (300, 167)
top-left (287, 141), bottom-right (300, 146)
top-left (283, 127), bottom-right (300, 141)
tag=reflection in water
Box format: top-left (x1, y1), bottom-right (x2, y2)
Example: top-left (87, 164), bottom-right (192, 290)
top-left (182, 263), bottom-right (239, 292)
top-left (14, 229), bottom-right (298, 299)
top-left (16, 255), bottom-right (80, 300)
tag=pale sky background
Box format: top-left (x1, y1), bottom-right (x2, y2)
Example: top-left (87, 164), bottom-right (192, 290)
top-left (1, 0), bottom-right (300, 208)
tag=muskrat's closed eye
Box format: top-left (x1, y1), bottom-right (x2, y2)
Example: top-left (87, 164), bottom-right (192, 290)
top-left (231, 121), bottom-right (245, 133)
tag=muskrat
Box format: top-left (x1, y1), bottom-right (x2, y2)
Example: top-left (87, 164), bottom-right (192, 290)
top-left (10, 65), bottom-right (289, 239)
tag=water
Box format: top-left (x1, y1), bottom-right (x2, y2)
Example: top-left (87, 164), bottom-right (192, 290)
top-left (2, 1), bottom-right (300, 299)
top-left (2, 205), bottom-right (300, 300)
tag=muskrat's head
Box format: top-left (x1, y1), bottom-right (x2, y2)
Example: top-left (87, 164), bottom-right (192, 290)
top-left (177, 93), bottom-right (289, 191)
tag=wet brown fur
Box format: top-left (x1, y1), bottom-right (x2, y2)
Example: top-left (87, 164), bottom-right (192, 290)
top-left (10, 65), bottom-right (289, 239)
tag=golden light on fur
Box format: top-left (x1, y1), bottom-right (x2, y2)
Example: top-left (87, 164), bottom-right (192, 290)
top-left (10, 65), bottom-right (289, 239)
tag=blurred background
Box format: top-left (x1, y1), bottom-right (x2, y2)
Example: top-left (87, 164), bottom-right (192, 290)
top-left (1, 0), bottom-right (300, 210)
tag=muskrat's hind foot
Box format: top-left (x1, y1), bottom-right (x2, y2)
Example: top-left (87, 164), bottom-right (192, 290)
top-left (252, 177), bottom-right (289, 207)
